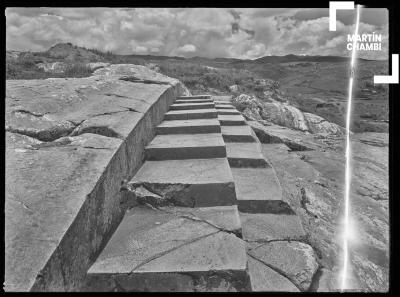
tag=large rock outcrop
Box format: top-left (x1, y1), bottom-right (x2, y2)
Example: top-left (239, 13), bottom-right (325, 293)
top-left (232, 94), bottom-right (344, 136)
top-left (252, 123), bottom-right (388, 292)
top-left (5, 64), bottom-right (189, 291)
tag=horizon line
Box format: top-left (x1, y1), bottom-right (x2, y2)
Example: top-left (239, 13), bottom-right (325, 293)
top-left (6, 43), bottom-right (388, 62)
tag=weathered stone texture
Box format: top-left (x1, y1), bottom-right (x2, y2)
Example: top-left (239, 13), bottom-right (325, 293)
top-left (85, 205), bottom-right (250, 292)
top-left (5, 64), bottom-right (188, 291)
top-left (247, 241), bottom-right (319, 291)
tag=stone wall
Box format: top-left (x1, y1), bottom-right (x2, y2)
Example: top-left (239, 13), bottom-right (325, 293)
top-left (5, 64), bottom-right (188, 291)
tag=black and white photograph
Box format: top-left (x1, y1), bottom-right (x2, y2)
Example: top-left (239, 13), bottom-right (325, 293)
top-left (4, 3), bottom-right (396, 292)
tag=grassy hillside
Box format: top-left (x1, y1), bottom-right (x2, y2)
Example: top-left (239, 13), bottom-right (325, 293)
top-left (6, 43), bottom-right (388, 132)
top-left (158, 61), bottom-right (267, 96)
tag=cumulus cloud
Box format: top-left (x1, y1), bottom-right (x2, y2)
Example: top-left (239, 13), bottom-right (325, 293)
top-left (177, 44), bottom-right (197, 54)
top-left (6, 7), bottom-right (388, 60)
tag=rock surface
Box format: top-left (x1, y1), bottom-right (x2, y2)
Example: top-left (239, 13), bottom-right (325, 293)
top-left (5, 64), bottom-right (188, 291)
top-left (255, 128), bottom-right (388, 292)
top-left (86, 62), bottom-right (110, 70)
top-left (232, 94), bottom-right (344, 135)
top-left (247, 257), bottom-right (300, 292)
top-left (36, 62), bottom-right (68, 73)
top-left (230, 89), bottom-right (388, 291)
top-left (247, 241), bottom-right (319, 291)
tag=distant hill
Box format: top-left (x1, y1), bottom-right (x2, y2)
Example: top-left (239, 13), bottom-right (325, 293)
top-left (7, 43), bottom-right (375, 65)
top-left (45, 43), bottom-right (100, 61)
top-left (122, 54), bottom-right (185, 61)
top-left (253, 54), bottom-right (371, 64)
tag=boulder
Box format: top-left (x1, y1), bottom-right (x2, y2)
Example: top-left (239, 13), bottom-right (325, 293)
top-left (229, 84), bottom-right (239, 93)
top-left (86, 62), bottom-right (110, 70)
top-left (232, 94), bottom-right (344, 136)
top-left (36, 62), bottom-right (68, 73)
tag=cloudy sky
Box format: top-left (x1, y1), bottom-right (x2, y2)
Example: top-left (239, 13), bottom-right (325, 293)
top-left (6, 7), bottom-right (389, 60)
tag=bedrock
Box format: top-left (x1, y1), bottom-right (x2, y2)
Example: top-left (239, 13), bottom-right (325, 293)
top-left (5, 64), bottom-right (188, 291)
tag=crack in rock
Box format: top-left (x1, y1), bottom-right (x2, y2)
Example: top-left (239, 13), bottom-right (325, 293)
top-left (28, 137), bottom-right (72, 150)
top-left (70, 125), bottom-right (125, 140)
top-left (247, 240), bottom-right (319, 291)
top-left (89, 108), bottom-right (141, 117)
top-left (105, 93), bottom-right (129, 99)
top-left (307, 266), bottom-right (324, 292)
top-left (82, 146), bottom-right (114, 150)
top-left (119, 76), bottom-right (172, 85)
top-left (247, 253), bottom-right (304, 292)
top-left (300, 187), bottom-right (319, 219)
top-left (151, 205), bottom-right (242, 238)
top-left (122, 182), bottom-right (194, 208)
top-left (245, 237), bottom-right (309, 244)
top-left (128, 231), bottom-right (220, 274)
top-left (6, 122), bottom-right (77, 142)
top-left (359, 139), bottom-right (388, 147)
top-left (12, 109), bottom-right (49, 118)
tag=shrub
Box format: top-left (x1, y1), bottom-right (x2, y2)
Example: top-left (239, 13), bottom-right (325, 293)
top-left (6, 56), bottom-right (49, 79)
top-left (63, 64), bottom-right (93, 77)
top-left (158, 60), bottom-right (263, 95)
top-left (6, 57), bottom-right (94, 80)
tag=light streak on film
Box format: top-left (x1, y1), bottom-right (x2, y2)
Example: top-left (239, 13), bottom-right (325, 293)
top-left (341, 4), bottom-right (361, 292)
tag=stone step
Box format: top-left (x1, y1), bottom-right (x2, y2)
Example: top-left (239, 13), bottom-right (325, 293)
top-left (86, 205), bottom-right (250, 292)
top-left (145, 133), bottom-right (226, 160)
top-left (217, 109), bottom-right (240, 115)
top-left (214, 101), bottom-right (232, 105)
top-left (226, 142), bottom-right (269, 167)
top-left (239, 213), bottom-right (305, 242)
top-left (215, 104), bottom-right (235, 110)
top-left (247, 257), bottom-right (300, 292)
top-left (177, 95), bottom-right (212, 100)
top-left (175, 99), bottom-right (214, 104)
top-left (231, 167), bottom-right (292, 214)
top-left (156, 119), bottom-right (221, 135)
top-left (129, 158), bottom-right (237, 207)
top-left (221, 126), bottom-right (256, 143)
top-left (164, 109), bottom-right (217, 120)
top-left (218, 114), bottom-right (246, 126)
top-left (170, 102), bottom-right (215, 110)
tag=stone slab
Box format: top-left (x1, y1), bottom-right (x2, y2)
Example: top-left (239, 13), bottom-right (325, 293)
top-left (211, 95), bottom-right (232, 102)
top-left (247, 241), bottom-right (319, 291)
top-left (129, 158), bottom-right (236, 207)
top-left (160, 205), bottom-right (242, 235)
top-left (217, 109), bottom-right (240, 115)
top-left (164, 109), bottom-right (217, 120)
top-left (239, 213), bottom-right (305, 241)
top-left (145, 133), bottom-right (226, 160)
top-left (218, 114), bottom-right (245, 126)
top-left (214, 101), bottom-right (231, 105)
top-left (175, 99), bottom-right (214, 104)
top-left (85, 205), bottom-right (249, 291)
top-left (225, 142), bottom-right (268, 167)
top-left (177, 95), bottom-right (211, 99)
top-left (221, 126), bottom-right (256, 143)
top-left (170, 102), bottom-right (214, 110)
top-left (231, 168), bottom-right (292, 214)
top-left (215, 104), bottom-right (235, 110)
top-left (156, 119), bottom-right (221, 135)
top-left (247, 257), bottom-right (300, 292)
